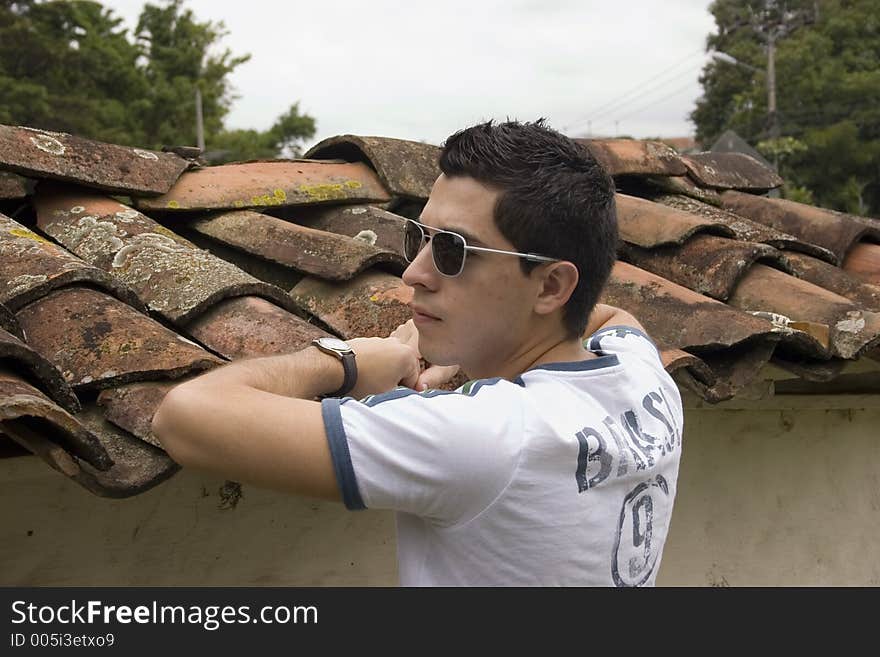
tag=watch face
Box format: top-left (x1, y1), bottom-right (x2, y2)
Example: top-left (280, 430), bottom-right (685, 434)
top-left (319, 337), bottom-right (351, 352)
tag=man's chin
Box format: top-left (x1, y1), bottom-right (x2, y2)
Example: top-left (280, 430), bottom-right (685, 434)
top-left (418, 341), bottom-right (458, 368)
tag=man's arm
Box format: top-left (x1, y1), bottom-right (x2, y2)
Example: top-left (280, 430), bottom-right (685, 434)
top-left (151, 337), bottom-right (421, 501)
top-left (584, 303), bottom-right (647, 337)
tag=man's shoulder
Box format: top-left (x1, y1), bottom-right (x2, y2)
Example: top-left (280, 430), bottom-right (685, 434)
top-left (586, 325), bottom-right (660, 355)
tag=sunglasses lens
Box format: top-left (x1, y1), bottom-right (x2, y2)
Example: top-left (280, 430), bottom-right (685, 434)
top-left (404, 220), bottom-right (424, 262)
top-left (432, 230), bottom-right (466, 276)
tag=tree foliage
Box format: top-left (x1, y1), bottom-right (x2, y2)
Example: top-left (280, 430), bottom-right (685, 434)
top-left (0, 0), bottom-right (316, 161)
top-left (691, 0), bottom-right (880, 215)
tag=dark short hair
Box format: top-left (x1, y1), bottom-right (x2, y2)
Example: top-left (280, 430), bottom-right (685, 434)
top-left (439, 119), bottom-right (617, 338)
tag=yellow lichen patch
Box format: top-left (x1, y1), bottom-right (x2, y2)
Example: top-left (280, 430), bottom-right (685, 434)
top-left (151, 224), bottom-right (181, 241)
top-left (248, 189), bottom-right (290, 206)
top-left (233, 200), bottom-right (245, 208)
top-left (298, 183), bottom-right (348, 202)
top-left (345, 180), bottom-right (363, 189)
top-left (9, 227), bottom-right (49, 243)
top-left (167, 200), bottom-right (181, 209)
top-left (369, 294), bottom-right (379, 302)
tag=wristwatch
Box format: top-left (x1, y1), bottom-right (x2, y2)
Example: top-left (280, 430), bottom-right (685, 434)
top-left (311, 337), bottom-right (358, 398)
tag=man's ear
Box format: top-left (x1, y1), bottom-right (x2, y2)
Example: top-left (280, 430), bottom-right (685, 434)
top-left (533, 261), bottom-right (579, 316)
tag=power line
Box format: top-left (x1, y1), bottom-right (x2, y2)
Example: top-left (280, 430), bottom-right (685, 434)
top-left (591, 78), bottom-right (703, 135)
top-left (563, 48), bottom-right (706, 133)
top-left (587, 63), bottom-right (705, 125)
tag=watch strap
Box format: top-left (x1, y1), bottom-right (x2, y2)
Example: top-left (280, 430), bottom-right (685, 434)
top-left (330, 351), bottom-right (357, 397)
top-left (312, 338), bottom-right (358, 398)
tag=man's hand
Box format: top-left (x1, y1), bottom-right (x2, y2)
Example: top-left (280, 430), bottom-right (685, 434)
top-left (390, 320), bottom-right (461, 391)
top-left (345, 335), bottom-right (421, 399)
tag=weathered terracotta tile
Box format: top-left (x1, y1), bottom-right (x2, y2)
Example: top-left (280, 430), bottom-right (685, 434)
top-left (842, 242), bottom-right (880, 287)
top-left (137, 160), bottom-right (391, 212)
top-left (305, 135), bottom-right (440, 199)
top-left (290, 270), bottom-right (413, 339)
top-left (1, 211), bottom-right (144, 312)
top-left (73, 405), bottom-right (179, 498)
top-left (576, 139), bottom-right (686, 176)
top-left (187, 210), bottom-right (405, 281)
top-left (687, 338), bottom-right (779, 403)
top-left (16, 287), bottom-right (222, 392)
top-left (621, 235), bottom-right (788, 301)
top-left (727, 263), bottom-right (880, 359)
top-left (0, 124), bottom-right (189, 195)
top-left (0, 302), bottom-right (22, 340)
top-left (186, 296), bottom-right (329, 360)
top-left (0, 368), bottom-right (110, 470)
top-left (681, 152), bottom-right (783, 190)
top-left (660, 348), bottom-right (717, 392)
top-left (721, 191), bottom-right (880, 265)
top-left (96, 382), bottom-right (175, 448)
top-left (289, 204), bottom-right (406, 256)
top-left (0, 327), bottom-right (80, 412)
top-left (653, 194), bottom-right (837, 262)
top-left (600, 261), bottom-right (783, 401)
top-left (783, 252), bottom-right (880, 312)
top-left (0, 172), bottom-right (31, 199)
top-left (616, 193), bottom-right (734, 248)
top-left (771, 356), bottom-right (847, 383)
top-left (35, 186), bottom-right (299, 324)
top-left (601, 261), bottom-right (778, 352)
top-left (643, 175), bottom-right (722, 205)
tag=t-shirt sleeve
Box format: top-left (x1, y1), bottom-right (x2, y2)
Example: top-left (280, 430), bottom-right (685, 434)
top-left (586, 325), bottom-right (662, 368)
top-left (321, 379), bottom-right (525, 526)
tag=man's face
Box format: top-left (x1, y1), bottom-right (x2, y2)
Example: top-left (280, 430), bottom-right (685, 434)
top-left (402, 174), bottom-right (543, 378)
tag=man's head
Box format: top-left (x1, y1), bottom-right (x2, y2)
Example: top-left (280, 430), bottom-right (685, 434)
top-left (402, 119), bottom-right (617, 376)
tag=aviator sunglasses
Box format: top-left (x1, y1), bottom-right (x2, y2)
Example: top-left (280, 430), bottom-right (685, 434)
top-left (403, 218), bottom-right (559, 277)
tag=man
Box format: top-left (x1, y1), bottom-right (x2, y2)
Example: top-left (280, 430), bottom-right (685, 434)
top-left (152, 119), bottom-right (684, 586)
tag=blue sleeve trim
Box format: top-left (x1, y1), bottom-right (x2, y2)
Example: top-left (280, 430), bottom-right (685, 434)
top-left (587, 325), bottom-right (660, 357)
top-left (530, 354), bottom-right (620, 372)
top-left (320, 398), bottom-right (366, 510)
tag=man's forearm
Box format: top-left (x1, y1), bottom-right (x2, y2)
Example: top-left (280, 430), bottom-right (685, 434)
top-left (179, 346), bottom-right (343, 400)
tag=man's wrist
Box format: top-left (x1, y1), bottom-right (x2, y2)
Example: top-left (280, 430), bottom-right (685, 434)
top-left (307, 345), bottom-right (347, 397)
top-left (309, 338), bottom-right (358, 398)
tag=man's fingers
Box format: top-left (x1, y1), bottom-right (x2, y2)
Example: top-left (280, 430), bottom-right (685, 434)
top-left (399, 356), bottom-right (422, 390)
top-left (417, 364), bottom-right (460, 391)
top-left (390, 320), bottom-right (419, 351)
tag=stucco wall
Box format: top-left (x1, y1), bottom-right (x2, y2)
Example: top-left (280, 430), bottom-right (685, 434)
top-left (658, 403), bottom-right (880, 586)
top-left (0, 459), bottom-right (398, 586)
top-left (1, 399), bottom-right (878, 586)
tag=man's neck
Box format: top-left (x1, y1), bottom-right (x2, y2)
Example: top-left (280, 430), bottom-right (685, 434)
top-left (468, 334), bottom-right (594, 382)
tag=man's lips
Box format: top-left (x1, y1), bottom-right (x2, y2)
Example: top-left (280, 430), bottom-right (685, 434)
top-left (410, 304), bottom-right (441, 320)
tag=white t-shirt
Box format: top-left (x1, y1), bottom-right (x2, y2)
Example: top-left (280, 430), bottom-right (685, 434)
top-left (321, 326), bottom-right (684, 586)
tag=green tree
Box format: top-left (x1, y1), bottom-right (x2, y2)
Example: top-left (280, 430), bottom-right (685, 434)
top-left (0, 0), bottom-right (148, 143)
top-left (210, 102), bottom-right (317, 163)
top-left (691, 0), bottom-right (880, 215)
top-left (0, 0), bottom-right (316, 162)
top-left (134, 0), bottom-right (248, 148)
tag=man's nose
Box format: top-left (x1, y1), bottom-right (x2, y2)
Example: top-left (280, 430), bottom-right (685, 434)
top-left (402, 241), bottom-right (437, 289)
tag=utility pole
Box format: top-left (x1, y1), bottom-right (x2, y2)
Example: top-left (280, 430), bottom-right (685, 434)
top-left (195, 87), bottom-right (205, 153)
top-left (766, 29), bottom-right (779, 170)
top-left (750, 0), bottom-right (813, 173)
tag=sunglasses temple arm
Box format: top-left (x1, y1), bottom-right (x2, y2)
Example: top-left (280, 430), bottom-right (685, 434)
top-left (466, 245), bottom-right (558, 262)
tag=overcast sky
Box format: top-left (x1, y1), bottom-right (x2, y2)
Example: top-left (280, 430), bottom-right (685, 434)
top-left (101, 0), bottom-right (718, 149)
